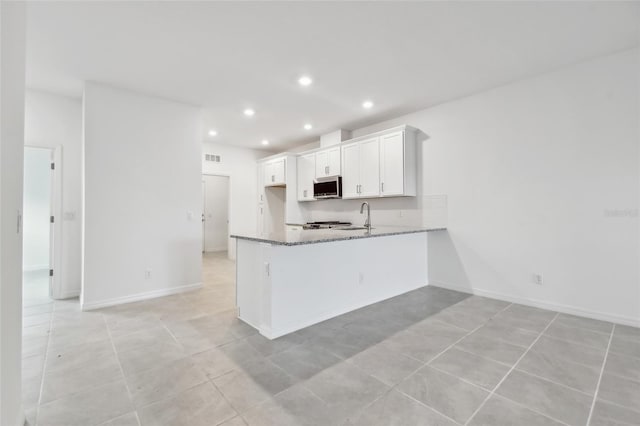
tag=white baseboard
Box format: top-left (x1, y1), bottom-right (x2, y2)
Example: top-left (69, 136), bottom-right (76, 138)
top-left (430, 280), bottom-right (640, 328)
top-left (55, 289), bottom-right (80, 300)
top-left (23, 264), bottom-right (48, 272)
top-left (81, 282), bottom-right (202, 311)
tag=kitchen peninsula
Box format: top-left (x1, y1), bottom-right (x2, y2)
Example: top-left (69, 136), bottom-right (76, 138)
top-left (231, 226), bottom-right (445, 339)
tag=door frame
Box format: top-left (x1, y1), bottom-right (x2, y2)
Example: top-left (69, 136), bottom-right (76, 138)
top-left (24, 145), bottom-right (63, 299)
top-left (201, 173), bottom-right (231, 254)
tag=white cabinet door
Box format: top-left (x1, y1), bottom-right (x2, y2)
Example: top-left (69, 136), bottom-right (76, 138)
top-left (264, 162), bottom-right (274, 185)
top-left (358, 137), bottom-right (380, 197)
top-left (327, 147), bottom-right (341, 176)
top-left (257, 204), bottom-right (265, 236)
top-left (264, 158), bottom-right (286, 186)
top-left (257, 162), bottom-right (265, 203)
top-left (273, 159), bottom-right (286, 185)
top-left (297, 153), bottom-right (315, 201)
top-left (341, 143), bottom-right (360, 199)
top-left (315, 150), bottom-right (328, 178)
top-left (314, 147), bottom-right (341, 178)
top-left (379, 131), bottom-right (404, 196)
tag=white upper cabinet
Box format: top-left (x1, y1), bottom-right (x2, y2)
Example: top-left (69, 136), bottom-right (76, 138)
top-left (297, 153), bottom-right (315, 201)
top-left (379, 129), bottom-right (416, 197)
top-left (340, 127), bottom-right (416, 199)
top-left (341, 137), bottom-right (380, 199)
top-left (257, 162), bottom-right (266, 203)
top-left (264, 157), bottom-right (286, 186)
top-left (341, 143), bottom-right (360, 199)
top-left (380, 131), bottom-right (405, 196)
top-left (358, 138), bottom-right (380, 198)
top-left (315, 146), bottom-right (341, 178)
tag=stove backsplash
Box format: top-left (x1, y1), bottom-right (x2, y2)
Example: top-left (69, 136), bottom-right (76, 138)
top-left (302, 195), bottom-right (447, 229)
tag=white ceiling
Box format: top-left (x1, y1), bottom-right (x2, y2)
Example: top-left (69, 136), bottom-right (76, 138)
top-left (26, 1), bottom-right (639, 150)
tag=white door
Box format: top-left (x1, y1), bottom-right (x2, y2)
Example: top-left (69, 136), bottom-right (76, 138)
top-left (297, 153), bottom-right (315, 201)
top-left (23, 147), bottom-right (59, 300)
top-left (327, 147), bottom-right (341, 176)
top-left (201, 180), bottom-right (206, 252)
top-left (379, 131), bottom-right (404, 196)
top-left (202, 175), bottom-right (230, 252)
top-left (341, 143), bottom-right (360, 199)
top-left (358, 138), bottom-right (380, 198)
top-left (315, 150), bottom-right (328, 178)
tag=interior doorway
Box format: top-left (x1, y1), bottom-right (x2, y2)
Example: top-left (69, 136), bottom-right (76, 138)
top-left (202, 174), bottom-right (230, 255)
top-left (22, 146), bottom-right (61, 304)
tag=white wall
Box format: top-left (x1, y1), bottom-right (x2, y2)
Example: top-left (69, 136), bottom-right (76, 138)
top-left (24, 90), bottom-right (82, 297)
top-left (82, 83), bottom-right (203, 310)
top-left (0, 2), bottom-right (26, 425)
top-left (202, 142), bottom-right (265, 259)
top-left (305, 49), bottom-right (640, 326)
top-left (22, 147), bottom-right (51, 270)
top-left (202, 174), bottom-right (229, 252)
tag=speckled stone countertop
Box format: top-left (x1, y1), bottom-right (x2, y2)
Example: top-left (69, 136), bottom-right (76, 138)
top-left (231, 226), bottom-right (446, 246)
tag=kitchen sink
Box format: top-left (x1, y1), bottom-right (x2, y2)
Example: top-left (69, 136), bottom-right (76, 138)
top-left (337, 226), bottom-right (373, 231)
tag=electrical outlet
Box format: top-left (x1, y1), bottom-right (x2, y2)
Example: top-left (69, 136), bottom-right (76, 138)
top-left (532, 273), bottom-right (543, 285)
top-left (359, 272), bottom-right (364, 284)
top-left (145, 269), bottom-right (152, 279)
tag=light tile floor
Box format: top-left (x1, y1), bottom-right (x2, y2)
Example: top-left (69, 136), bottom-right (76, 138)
top-left (22, 252), bottom-right (640, 426)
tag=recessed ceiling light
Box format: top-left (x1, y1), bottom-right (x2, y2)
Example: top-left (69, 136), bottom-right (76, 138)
top-left (244, 108), bottom-right (255, 117)
top-left (208, 129), bottom-right (218, 137)
top-left (261, 139), bottom-right (269, 146)
top-left (362, 100), bottom-right (374, 109)
top-left (298, 75), bottom-right (313, 86)
top-left (304, 123), bottom-right (312, 130)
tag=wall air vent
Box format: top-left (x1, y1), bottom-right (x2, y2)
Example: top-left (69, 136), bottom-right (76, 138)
top-left (205, 154), bottom-right (221, 163)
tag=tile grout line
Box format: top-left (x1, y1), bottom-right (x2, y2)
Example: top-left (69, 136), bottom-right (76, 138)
top-left (585, 323), bottom-right (615, 426)
top-left (463, 312), bottom-right (560, 426)
top-left (349, 302), bottom-right (516, 426)
top-left (207, 377), bottom-right (249, 425)
top-left (31, 301), bottom-right (56, 424)
top-left (541, 331), bottom-right (613, 353)
top-left (509, 367), bottom-right (595, 398)
top-left (445, 344), bottom-right (515, 368)
top-left (487, 394), bottom-right (571, 426)
top-left (426, 351), bottom-right (592, 425)
top-left (596, 396), bottom-right (640, 414)
top-left (104, 313), bottom-right (138, 415)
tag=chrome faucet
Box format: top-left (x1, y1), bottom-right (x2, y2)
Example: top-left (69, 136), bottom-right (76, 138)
top-left (360, 202), bottom-right (371, 231)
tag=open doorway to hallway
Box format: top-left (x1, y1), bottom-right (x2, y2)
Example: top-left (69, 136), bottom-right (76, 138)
top-left (201, 174), bottom-right (234, 314)
top-left (202, 174), bottom-right (230, 257)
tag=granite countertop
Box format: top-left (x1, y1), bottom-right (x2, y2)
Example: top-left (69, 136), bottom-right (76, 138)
top-left (231, 226), bottom-right (446, 246)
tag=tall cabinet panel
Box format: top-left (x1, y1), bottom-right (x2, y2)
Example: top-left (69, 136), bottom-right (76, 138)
top-left (379, 131), bottom-right (405, 196)
top-left (341, 143), bottom-right (360, 199)
top-left (358, 138), bottom-right (380, 198)
top-left (297, 153), bottom-right (315, 201)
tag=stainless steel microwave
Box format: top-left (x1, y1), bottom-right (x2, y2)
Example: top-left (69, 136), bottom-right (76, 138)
top-left (313, 176), bottom-right (342, 199)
